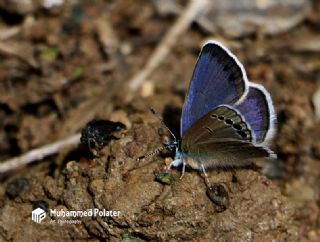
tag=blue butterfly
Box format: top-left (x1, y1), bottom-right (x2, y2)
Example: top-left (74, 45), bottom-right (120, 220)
top-left (164, 40), bottom-right (277, 178)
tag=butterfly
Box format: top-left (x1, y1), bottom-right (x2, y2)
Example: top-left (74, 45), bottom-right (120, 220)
top-left (163, 40), bottom-right (277, 178)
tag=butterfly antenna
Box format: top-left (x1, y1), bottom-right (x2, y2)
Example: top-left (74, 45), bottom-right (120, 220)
top-left (150, 107), bottom-right (177, 141)
top-left (137, 146), bottom-right (165, 161)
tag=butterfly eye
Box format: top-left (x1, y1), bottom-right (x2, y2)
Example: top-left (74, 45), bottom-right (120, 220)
top-left (237, 131), bottom-right (247, 138)
top-left (218, 116), bottom-right (224, 120)
top-left (211, 114), bottom-right (217, 118)
top-left (233, 124), bottom-right (242, 130)
top-left (225, 119), bottom-right (233, 125)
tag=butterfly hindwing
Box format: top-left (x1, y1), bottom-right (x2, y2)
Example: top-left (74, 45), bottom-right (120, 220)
top-left (235, 84), bottom-right (276, 144)
top-left (181, 105), bottom-right (275, 170)
top-left (181, 41), bottom-right (249, 136)
top-left (181, 140), bottom-right (272, 170)
top-left (182, 105), bottom-right (253, 145)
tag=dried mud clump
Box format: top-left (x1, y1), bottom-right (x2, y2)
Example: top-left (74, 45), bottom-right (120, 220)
top-left (0, 120), bottom-right (300, 241)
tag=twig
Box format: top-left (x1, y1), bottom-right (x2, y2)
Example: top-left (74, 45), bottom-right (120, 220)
top-left (313, 79), bottom-right (320, 120)
top-left (0, 26), bottom-right (21, 41)
top-left (0, 134), bottom-right (81, 174)
top-left (128, 0), bottom-right (209, 91)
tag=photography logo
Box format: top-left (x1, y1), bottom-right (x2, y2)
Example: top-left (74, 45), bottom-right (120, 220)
top-left (32, 208), bottom-right (46, 223)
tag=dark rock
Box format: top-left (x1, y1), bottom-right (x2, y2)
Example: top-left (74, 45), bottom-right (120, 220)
top-left (80, 119), bottom-right (126, 155)
top-left (206, 183), bottom-right (230, 212)
top-left (6, 177), bottom-right (30, 199)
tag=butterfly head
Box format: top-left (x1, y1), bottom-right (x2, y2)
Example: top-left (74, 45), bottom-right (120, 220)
top-left (163, 139), bottom-right (180, 152)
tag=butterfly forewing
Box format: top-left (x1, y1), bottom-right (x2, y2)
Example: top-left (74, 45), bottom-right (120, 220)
top-left (181, 41), bottom-right (249, 136)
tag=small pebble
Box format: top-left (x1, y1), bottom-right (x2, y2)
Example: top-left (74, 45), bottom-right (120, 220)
top-left (164, 157), bottom-right (173, 166)
top-left (141, 81), bottom-right (155, 98)
top-left (6, 177), bottom-right (30, 199)
top-left (80, 119), bottom-right (126, 155)
top-left (206, 183), bottom-right (230, 212)
top-left (155, 172), bottom-right (179, 185)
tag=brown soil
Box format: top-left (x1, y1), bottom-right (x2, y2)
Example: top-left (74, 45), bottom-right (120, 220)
top-left (0, 1), bottom-right (319, 241)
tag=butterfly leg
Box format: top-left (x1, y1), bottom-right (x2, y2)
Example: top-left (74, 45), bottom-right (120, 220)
top-left (165, 162), bottom-right (173, 172)
top-left (201, 164), bottom-right (210, 185)
top-left (166, 151), bottom-right (183, 171)
top-left (165, 157), bottom-right (186, 179)
top-left (180, 161), bottom-right (186, 179)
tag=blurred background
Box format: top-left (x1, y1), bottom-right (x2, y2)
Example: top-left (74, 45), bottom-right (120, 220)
top-left (0, 0), bottom-right (319, 240)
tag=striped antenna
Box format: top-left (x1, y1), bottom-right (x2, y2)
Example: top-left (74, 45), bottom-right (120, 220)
top-left (136, 146), bottom-right (165, 161)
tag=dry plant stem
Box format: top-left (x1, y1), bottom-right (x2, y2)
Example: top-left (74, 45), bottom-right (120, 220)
top-left (0, 134), bottom-right (81, 174)
top-left (128, 0), bottom-right (209, 91)
top-left (0, 26), bottom-right (21, 40)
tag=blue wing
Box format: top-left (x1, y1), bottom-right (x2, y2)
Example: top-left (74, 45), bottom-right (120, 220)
top-left (234, 84), bottom-right (276, 144)
top-left (181, 41), bottom-right (249, 136)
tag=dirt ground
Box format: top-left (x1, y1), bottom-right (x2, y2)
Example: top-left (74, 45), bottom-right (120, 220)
top-left (0, 0), bottom-right (320, 241)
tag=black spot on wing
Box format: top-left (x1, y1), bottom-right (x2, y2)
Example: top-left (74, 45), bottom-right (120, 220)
top-left (225, 119), bottom-right (233, 125)
top-left (233, 124), bottom-right (242, 130)
top-left (237, 131), bottom-right (247, 138)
